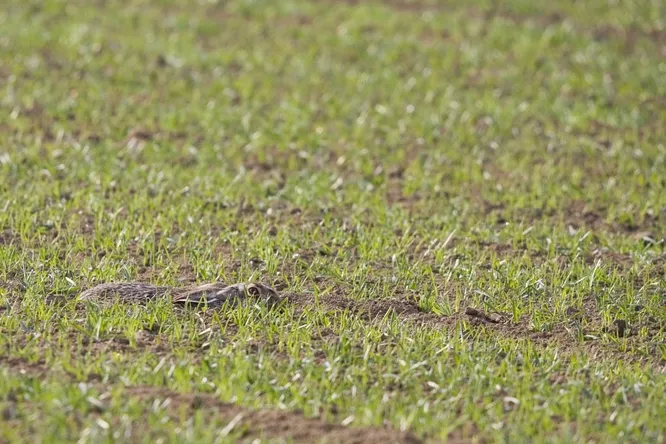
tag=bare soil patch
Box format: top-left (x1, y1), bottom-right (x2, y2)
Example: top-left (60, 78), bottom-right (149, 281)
top-left (0, 356), bottom-right (420, 444)
top-left (299, 292), bottom-right (666, 368)
top-left (13, 272), bottom-right (666, 370)
top-left (0, 356), bottom-right (51, 379)
top-left (124, 385), bottom-right (421, 444)
top-left (320, 0), bottom-right (666, 53)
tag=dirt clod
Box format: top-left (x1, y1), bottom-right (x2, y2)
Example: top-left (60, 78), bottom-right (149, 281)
top-left (465, 307), bottom-right (502, 323)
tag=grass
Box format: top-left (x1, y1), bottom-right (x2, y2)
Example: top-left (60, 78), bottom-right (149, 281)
top-left (1, 0), bottom-right (665, 442)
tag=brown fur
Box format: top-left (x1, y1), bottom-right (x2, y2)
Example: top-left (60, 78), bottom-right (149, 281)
top-left (79, 282), bottom-right (282, 308)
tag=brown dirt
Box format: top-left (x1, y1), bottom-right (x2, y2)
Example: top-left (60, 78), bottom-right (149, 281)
top-left (124, 386), bottom-right (421, 444)
top-left (300, 292), bottom-right (448, 325)
top-left (16, 274), bottom-right (666, 371)
top-left (0, 230), bottom-right (18, 246)
top-left (4, 284), bottom-right (663, 441)
top-left (318, 0), bottom-right (665, 53)
top-left (1, 356), bottom-right (420, 444)
top-left (7, 329), bottom-right (176, 364)
top-left (0, 356), bottom-right (52, 378)
top-left (293, 292), bottom-right (666, 369)
top-left (479, 200), bottom-right (665, 240)
top-left (382, 166), bottom-right (663, 238)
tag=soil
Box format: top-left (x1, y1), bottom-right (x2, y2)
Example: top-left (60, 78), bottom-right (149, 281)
top-left (4, 266), bottom-right (665, 443)
top-left (1, 356), bottom-right (420, 444)
top-left (317, 0), bottom-right (666, 52)
top-left (291, 291), bottom-right (666, 369)
top-left (125, 386), bottom-right (421, 444)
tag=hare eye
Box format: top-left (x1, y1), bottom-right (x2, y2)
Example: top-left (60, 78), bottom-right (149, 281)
top-left (247, 285), bottom-right (260, 296)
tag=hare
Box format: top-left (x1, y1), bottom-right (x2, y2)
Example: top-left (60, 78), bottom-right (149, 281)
top-left (78, 281), bottom-right (282, 308)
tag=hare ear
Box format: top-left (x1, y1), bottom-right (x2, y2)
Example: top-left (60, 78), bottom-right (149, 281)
top-left (174, 288), bottom-right (219, 306)
top-left (212, 285), bottom-right (244, 302)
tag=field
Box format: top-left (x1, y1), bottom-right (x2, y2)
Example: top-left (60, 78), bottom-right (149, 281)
top-left (1, 0), bottom-right (666, 442)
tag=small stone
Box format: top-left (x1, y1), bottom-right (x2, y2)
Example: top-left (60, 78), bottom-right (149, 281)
top-left (486, 313), bottom-right (503, 323)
